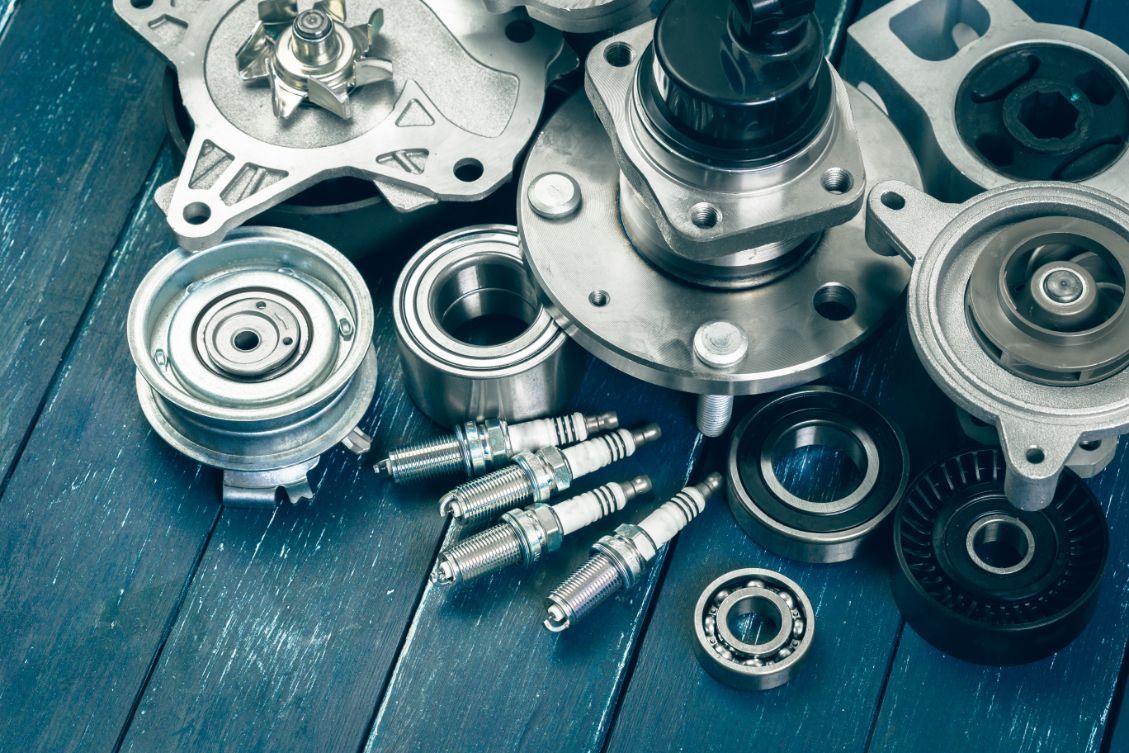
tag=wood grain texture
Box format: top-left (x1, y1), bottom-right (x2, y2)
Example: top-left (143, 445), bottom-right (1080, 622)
top-left (361, 372), bottom-right (702, 753)
top-left (0, 152), bottom-right (222, 753)
top-left (0, 0), bottom-right (166, 482)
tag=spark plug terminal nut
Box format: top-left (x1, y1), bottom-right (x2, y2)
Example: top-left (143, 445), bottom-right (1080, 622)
top-left (374, 411), bottom-right (619, 483)
top-left (543, 472), bottom-right (722, 632)
top-left (432, 475), bottom-right (653, 587)
top-left (439, 424), bottom-right (662, 524)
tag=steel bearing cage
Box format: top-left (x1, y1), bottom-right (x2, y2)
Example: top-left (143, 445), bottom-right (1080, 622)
top-left (114, 0), bottom-right (575, 249)
top-left (393, 225), bottom-right (583, 425)
top-left (892, 449), bottom-right (1108, 665)
top-left (692, 568), bottom-right (815, 691)
top-left (843, 0), bottom-right (1129, 201)
top-left (128, 226), bottom-right (377, 502)
top-left (726, 387), bottom-right (909, 563)
top-left (867, 180), bottom-right (1129, 511)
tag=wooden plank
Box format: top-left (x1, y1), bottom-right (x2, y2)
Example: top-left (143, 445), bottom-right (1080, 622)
top-left (0, 152), bottom-right (222, 753)
top-left (867, 447), bottom-right (1129, 753)
top-left (1084, 0), bottom-right (1129, 51)
top-left (601, 318), bottom-right (962, 753)
top-left (1108, 676), bottom-right (1129, 753)
top-left (0, 0), bottom-right (166, 482)
top-left (360, 377), bottom-right (702, 753)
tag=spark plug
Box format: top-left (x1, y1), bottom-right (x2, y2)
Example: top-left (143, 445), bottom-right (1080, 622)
top-left (373, 412), bottom-right (619, 483)
top-left (438, 424), bottom-right (662, 525)
top-left (432, 476), bottom-right (653, 588)
top-left (543, 472), bottom-right (722, 632)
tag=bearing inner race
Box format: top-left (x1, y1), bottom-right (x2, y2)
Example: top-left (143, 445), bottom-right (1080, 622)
top-left (965, 514), bottom-right (1036, 576)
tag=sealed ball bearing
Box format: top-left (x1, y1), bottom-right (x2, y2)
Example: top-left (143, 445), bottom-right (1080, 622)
top-left (394, 225), bottom-right (584, 425)
top-left (893, 449), bottom-right (1108, 665)
top-left (693, 568), bottom-right (815, 691)
top-left (727, 387), bottom-right (909, 563)
top-left (128, 227), bottom-right (377, 507)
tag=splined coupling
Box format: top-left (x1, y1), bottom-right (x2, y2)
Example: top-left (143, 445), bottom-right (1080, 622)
top-left (439, 425), bottom-right (662, 524)
top-left (868, 180), bottom-right (1129, 510)
top-left (543, 473), bottom-right (721, 632)
top-left (431, 475), bottom-right (652, 587)
top-left (375, 412), bottom-right (619, 483)
top-left (127, 227), bottom-right (377, 507)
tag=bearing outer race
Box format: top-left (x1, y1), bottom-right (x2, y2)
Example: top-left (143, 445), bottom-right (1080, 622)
top-left (727, 386), bottom-right (909, 563)
top-left (393, 225), bottom-right (582, 425)
top-left (692, 568), bottom-right (815, 691)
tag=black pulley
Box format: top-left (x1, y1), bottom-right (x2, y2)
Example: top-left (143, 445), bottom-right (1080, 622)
top-left (892, 449), bottom-right (1108, 665)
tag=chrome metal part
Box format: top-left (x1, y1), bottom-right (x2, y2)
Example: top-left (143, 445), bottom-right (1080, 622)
top-left (726, 386), bottom-right (909, 563)
top-left (692, 568), bottom-right (814, 690)
top-left (480, 0), bottom-right (655, 33)
top-left (127, 227), bottom-right (377, 507)
top-left (431, 475), bottom-right (652, 587)
top-left (374, 411), bottom-right (619, 483)
top-left (395, 226), bottom-right (585, 426)
top-left (519, 16), bottom-right (922, 436)
top-left (114, 0), bottom-right (577, 249)
top-left (543, 473), bottom-right (721, 632)
top-left (439, 424), bottom-right (661, 524)
top-left (844, 0), bottom-right (1129, 200)
top-left (867, 180), bottom-right (1129, 511)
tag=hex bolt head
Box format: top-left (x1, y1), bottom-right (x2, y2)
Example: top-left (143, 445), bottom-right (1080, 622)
top-left (693, 321), bottom-right (748, 369)
top-left (527, 172), bottom-right (582, 220)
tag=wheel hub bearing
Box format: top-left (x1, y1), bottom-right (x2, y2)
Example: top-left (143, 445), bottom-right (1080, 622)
top-left (845, 0), bottom-right (1129, 200)
top-left (127, 227), bottom-right (377, 507)
top-left (868, 180), bottom-right (1129, 510)
top-left (519, 0), bottom-right (921, 431)
top-left (114, 0), bottom-right (576, 249)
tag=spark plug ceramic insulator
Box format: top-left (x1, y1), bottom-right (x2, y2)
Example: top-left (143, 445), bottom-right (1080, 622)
top-left (431, 476), bottom-right (653, 587)
top-left (438, 424), bottom-right (662, 525)
top-left (543, 473), bottom-right (722, 632)
top-left (374, 412), bottom-right (619, 483)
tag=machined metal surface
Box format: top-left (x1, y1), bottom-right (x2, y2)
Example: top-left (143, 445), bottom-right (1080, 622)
top-left (115, 0), bottom-right (576, 249)
top-left (480, 0), bottom-right (657, 32)
top-left (867, 180), bottom-right (1129, 511)
top-left (844, 0), bottom-right (1129, 201)
top-left (543, 473), bottom-right (721, 632)
top-left (127, 227), bottom-right (377, 506)
top-left (727, 387), bottom-right (909, 563)
top-left (394, 225), bottom-right (584, 426)
top-left (692, 568), bottom-right (814, 690)
top-left (520, 66), bottom-right (922, 410)
top-left (893, 449), bottom-right (1107, 665)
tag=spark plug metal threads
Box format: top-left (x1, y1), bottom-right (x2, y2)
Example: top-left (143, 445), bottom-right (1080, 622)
top-left (543, 473), bottom-right (722, 632)
top-left (439, 424), bottom-right (662, 524)
top-left (432, 476), bottom-right (652, 587)
top-left (375, 412), bottom-right (619, 483)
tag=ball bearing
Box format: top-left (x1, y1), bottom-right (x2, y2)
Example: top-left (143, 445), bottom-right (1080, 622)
top-left (693, 568), bottom-right (815, 691)
top-left (726, 386), bottom-right (909, 563)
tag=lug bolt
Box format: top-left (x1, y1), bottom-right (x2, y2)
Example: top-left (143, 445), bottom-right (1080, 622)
top-left (693, 321), bottom-right (748, 438)
top-left (543, 472), bottom-right (722, 632)
top-left (439, 424), bottom-right (663, 525)
top-left (431, 475), bottom-right (653, 587)
top-left (374, 412), bottom-right (619, 484)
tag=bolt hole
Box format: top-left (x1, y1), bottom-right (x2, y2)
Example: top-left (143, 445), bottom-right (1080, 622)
top-left (255, 301), bottom-right (266, 309)
top-left (728, 596), bottom-right (782, 645)
top-left (604, 42), bottom-right (633, 68)
top-left (1026, 446), bottom-right (1045, 464)
top-left (282, 336), bottom-right (294, 346)
top-left (130, 0), bottom-right (153, 7)
top-left (1080, 439), bottom-right (1102, 452)
top-left (813, 283), bottom-right (857, 321)
top-left (821, 168), bottom-right (854, 194)
top-left (690, 202), bottom-right (720, 229)
top-left (183, 202), bottom-right (211, 225)
top-left (454, 159), bottom-right (484, 183)
top-left (233, 330), bottom-right (261, 352)
top-left (589, 290), bottom-right (610, 307)
top-left (880, 191), bottom-right (906, 211)
top-left (505, 19), bottom-right (535, 43)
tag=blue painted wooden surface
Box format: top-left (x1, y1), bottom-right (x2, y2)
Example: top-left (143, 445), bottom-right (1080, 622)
top-left (0, 1), bottom-right (1127, 752)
